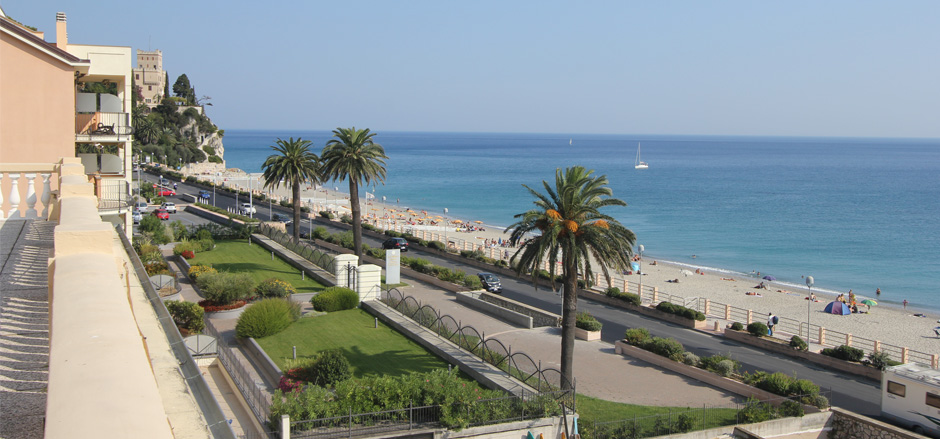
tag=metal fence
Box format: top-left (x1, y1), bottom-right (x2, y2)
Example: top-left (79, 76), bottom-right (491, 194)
top-left (584, 391), bottom-right (831, 439)
top-left (258, 223), bottom-right (336, 273)
top-left (382, 288), bottom-right (576, 399)
top-left (288, 389), bottom-right (571, 439)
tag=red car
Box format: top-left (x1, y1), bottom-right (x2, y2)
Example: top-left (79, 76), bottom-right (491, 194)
top-left (152, 208), bottom-right (170, 220)
top-left (157, 189), bottom-right (176, 196)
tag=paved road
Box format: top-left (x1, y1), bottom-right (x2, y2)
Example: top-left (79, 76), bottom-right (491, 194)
top-left (148, 171), bottom-right (882, 416)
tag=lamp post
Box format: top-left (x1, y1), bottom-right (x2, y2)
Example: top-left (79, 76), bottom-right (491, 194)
top-left (806, 276), bottom-right (814, 340)
top-left (444, 207), bottom-right (449, 248)
top-left (382, 196), bottom-right (387, 230)
top-left (637, 244), bottom-right (644, 275)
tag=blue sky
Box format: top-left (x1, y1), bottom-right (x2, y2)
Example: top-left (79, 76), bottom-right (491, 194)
top-left (7, 1), bottom-right (939, 137)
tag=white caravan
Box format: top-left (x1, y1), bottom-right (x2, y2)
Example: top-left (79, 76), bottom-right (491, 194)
top-left (882, 363), bottom-right (940, 437)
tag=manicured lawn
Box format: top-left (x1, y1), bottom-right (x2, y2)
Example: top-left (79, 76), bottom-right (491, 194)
top-left (576, 394), bottom-right (740, 430)
top-left (189, 239), bottom-right (325, 293)
top-left (257, 309), bottom-right (452, 378)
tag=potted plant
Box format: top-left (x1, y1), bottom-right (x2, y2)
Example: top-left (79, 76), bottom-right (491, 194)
top-left (575, 311), bottom-right (603, 341)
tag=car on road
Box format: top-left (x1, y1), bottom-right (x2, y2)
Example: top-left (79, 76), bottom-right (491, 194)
top-left (132, 210), bottom-right (142, 224)
top-left (152, 208), bottom-right (170, 220)
top-left (159, 177), bottom-right (170, 186)
top-left (382, 237), bottom-right (409, 252)
top-left (160, 202), bottom-right (177, 214)
top-left (272, 213), bottom-right (292, 225)
top-left (477, 272), bottom-right (502, 294)
top-left (198, 190), bottom-right (212, 200)
top-left (157, 188), bottom-right (176, 196)
top-left (135, 201), bottom-right (148, 213)
top-left (239, 203), bottom-right (256, 215)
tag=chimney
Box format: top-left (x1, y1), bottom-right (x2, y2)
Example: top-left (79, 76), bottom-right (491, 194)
top-left (55, 12), bottom-right (67, 50)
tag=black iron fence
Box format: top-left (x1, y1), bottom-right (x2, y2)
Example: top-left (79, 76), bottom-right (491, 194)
top-left (258, 223), bottom-right (336, 273)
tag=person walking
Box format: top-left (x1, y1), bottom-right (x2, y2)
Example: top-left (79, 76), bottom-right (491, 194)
top-left (767, 312), bottom-right (777, 336)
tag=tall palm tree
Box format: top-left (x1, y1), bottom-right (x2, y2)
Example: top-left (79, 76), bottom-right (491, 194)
top-left (506, 166), bottom-right (636, 389)
top-left (321, 127), bottom-right (388, 263)
top-left (261, 137), bottom-right (321, 242)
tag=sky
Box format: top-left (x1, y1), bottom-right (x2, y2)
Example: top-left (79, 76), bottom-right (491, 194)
top-left (6, 1), bottom-right (939, 138)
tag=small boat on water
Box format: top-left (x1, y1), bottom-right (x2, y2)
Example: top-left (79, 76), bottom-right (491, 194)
top-left (634, 143), bottom-right (648, 169)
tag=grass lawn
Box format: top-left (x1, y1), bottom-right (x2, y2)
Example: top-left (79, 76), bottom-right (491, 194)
top-left (576, 394), bottom-right (740, 429)
top-left (257, 309), bottom-right (452, 378)
top-left (189, 239), bottom-right (325, 293)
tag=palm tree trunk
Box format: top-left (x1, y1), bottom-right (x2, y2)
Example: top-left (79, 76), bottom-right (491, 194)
top-left (349, 180), bottom-right (362, 264)
top-left (291, 178), bottom-right (302, 242)
top-left (560, 255), bottom-right (578, 390)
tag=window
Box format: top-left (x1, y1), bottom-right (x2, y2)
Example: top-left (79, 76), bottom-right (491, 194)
top-left (928, 393), bottom-right (940, 409)
top-left (148, 86), bottom-right (152, 91)
top-left (135, 74), bottom-right (139, 80)
top-left (887, 381), bottom-right (906, 397)
top-left (146, 99), bottom-right (151, 103)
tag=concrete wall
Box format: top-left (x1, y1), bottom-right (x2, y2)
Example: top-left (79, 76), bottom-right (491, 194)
top-left (46, 160), bottom-right (174, 438)
top-left (456, 291), bottom-right (534, 329)
top-left (480, 292), bottom-right (561, 328)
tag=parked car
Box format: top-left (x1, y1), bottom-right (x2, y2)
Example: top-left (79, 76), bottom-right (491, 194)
top-left (152, 208), bottom-right (170, 220)
top-left (272, 213), bottom-right (292, 225)
top-left (157, 188), bottom-right (176, 196)
top-left (198, 190), bottom-right (212, 200)
top-left (132, 210), bottom-right (142, 224)
top-left (135, 201), bottom-right (148, 213)
top-left (160, 202), bottom-right (177, 214)
top-left (239, 203), bottom-right (256, 215)
top-left (382, 237), bottom-right (409, 252)
top-left (477, 272), bottom-right (503, 294)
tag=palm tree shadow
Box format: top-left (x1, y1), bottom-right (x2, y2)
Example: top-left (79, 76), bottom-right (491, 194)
top-left (340, 345), bottom-right (452, 378)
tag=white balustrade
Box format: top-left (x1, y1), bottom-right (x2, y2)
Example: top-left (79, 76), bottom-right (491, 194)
top-left (1, 168), bottom-right (56, 220)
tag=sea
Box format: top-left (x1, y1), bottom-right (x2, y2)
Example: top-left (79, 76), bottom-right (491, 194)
top-left (222, 130), bottom-right (940, 311)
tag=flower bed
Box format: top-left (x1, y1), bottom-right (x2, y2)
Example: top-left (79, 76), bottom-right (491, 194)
top-left (198, 299), bottom-right (250, 313)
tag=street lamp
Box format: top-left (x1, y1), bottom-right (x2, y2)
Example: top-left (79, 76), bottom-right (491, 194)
top-left (444, 207), bottom-right (449, 248)
top-left (806, 276), bottom-right (814, 340)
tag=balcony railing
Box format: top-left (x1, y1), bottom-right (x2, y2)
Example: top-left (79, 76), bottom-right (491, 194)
top-left (0, 164), bottom-right (57, 220)
top-left (95, 177), bottom-right (131, 212)
top-left (75, 112), bottom-right (133, 139)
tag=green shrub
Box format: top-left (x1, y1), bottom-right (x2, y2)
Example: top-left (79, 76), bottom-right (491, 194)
top-left (139, 215), bottom-right (170, 244)
top-left (605, 287), bottom-right (621, 297)
top-left (311, 226), bottom-right (330, 240)
top-left (789, 379), bottom-right (819, 397)
top-left (655, 301), bottom-right (705, 321)
top-left (778, 400), bottom-right (804, 417)
top-left (747, 322), bottom-right (769, 337)
top-left (309, 349), bottom-right (352, 387)
top-left (311, 287), bottom-right (359, 312)
top-left (575, 311), bottom-right (603, 332)
top-left (235, 298), bottom-right (301, 338)
top-left (165, 300), bottom-right (205, 333)
top-left (173, 240), bottom-right (197, 256)
top-left (255, 278), bottom-right (297, 298)
top-left (427, 241), bottom-right (446, 251)
top-left (642, 337), bottom-right (685, 359)
top-left (730, 322), bottom-right (744, 331)
top-left (737, 398), bottom-right (778, 424)
top-left (820, 345), bottom-right (865, 362)
top-left (198, 271), bottom-right (256, 304)
top-left (681, 352), bottom-right (700, 367)
top-left (463, 275), bottom-right (482, 289)
top-left (624, 328), bottom-right (650, 345)
top-left (866, 351), bottom-right (894, 371)
top-left (714, 360), bottom-right (736, 377)
top-left (753, 372), bottom-right (794, 396)
top-left (789, 336), bottom-right (808, 351)
top-left (340, 215), bottom-right (352, 224)
top-left (803, 394), bottom-right (829, 409)
top-left (701, 354), bottom-right (739, 375)
top-left (188, 264), bottom-right (216, 281)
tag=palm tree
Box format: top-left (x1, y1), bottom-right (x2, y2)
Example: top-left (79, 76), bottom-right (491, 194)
top-left (506, 166), bottom-right (635, 389)
top-left (135, 116), bottom-right (159, 145)
top-left (261, 137), bottom-right (321, 242)
top-left (321, 127), bottom-right (388, 263)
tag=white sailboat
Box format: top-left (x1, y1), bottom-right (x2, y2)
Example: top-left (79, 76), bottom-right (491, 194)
top-left (634, 143), bottom-right (649, 169)
top-left (569, 138), bottom-right (572, 145)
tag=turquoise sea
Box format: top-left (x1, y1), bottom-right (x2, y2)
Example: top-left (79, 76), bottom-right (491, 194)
top-left (222, 130), bottom-right (940, 311)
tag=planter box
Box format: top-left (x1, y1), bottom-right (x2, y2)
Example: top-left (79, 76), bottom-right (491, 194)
top-left (723, 329), bottom-right (882, 381)
top-left (578, 289), bottom-right (708, 329)
top-left (614, 340), bottom-right (819, 412)
top-left (575, 327), bottom-right (601, 341)
top-left (205, 303), bottom-right (248, 319)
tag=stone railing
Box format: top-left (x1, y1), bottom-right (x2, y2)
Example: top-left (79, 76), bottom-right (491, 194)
top-left (0, 163), bottom-right (57, 220)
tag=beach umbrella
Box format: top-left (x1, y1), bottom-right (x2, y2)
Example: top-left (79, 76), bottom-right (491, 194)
top-left (823, 301), bottom-right (852, 315)
top-left (762, 275), bottom-right (776, 281)
top-left (861, 299), bottom-right (877, 306)
top-left (680, 269), bottom-right (695, 276)
top-left (474, 220), bottom-right (483, 224)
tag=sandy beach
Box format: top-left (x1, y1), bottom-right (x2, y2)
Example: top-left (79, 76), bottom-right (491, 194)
top-left (195, 170), bottom-right (940, 359)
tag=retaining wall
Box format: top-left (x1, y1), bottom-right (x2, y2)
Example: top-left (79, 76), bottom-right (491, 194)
top-left (480, 293), bottom-right (561, 328)
top-left (579, 289), bottom-right (708, 329)
top-left (456, 292), bottom-right (533, 329)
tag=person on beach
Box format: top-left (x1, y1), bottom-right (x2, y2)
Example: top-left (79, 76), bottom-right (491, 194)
top-left (767, 312), bottom-right (777, 336)
top-left (876, 288), bottom-right (881, 296)
top-left (903, 299), bottom-right (908, 309)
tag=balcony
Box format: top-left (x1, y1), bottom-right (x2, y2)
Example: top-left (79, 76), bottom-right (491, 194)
top-left (95, 176), bottom-right (131, 213)
top-left (75, 92), bottom-right (133, 142)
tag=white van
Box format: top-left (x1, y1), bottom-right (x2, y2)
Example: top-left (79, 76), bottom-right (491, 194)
top-left (882, 363), bottom-right (940, 437)
top-left (135, 201), bottom-right (148, 213)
